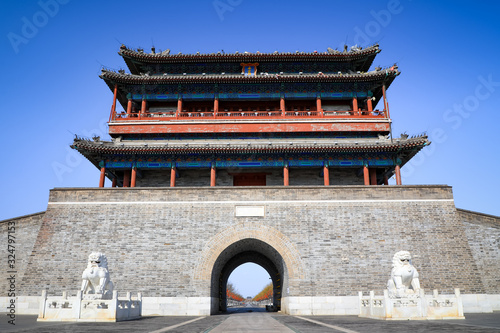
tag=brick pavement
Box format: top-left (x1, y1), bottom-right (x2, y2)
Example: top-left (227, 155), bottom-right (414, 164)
top-left (2, 311), bottom-right (500, 333)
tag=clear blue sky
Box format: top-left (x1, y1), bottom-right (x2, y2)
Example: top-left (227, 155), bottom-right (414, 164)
top-left (1, 0), bottom-right (499, 297)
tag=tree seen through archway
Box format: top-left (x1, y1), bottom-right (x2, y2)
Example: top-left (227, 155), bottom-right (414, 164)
top-left (227, 263), bottom-right (272, 307)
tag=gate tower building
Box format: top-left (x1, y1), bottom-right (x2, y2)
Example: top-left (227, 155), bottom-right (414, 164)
top-left (73, 44), bottom-right (427, 188)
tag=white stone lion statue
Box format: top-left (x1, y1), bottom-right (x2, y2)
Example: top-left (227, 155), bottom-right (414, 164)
top-left (387, 251), bottom-right (421, 298)
top-left (81, 252), bottom-right (114, 299)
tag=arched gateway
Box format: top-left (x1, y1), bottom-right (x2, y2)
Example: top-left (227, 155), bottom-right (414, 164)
top-left (194, 223), bottom-right (305, 314)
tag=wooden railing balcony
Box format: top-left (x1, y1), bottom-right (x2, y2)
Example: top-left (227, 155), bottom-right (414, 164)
top-left (111, 109), bottom-right (388, 121)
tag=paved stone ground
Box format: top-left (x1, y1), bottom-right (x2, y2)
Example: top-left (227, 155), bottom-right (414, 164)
top-left (273, 313), bottom-right (500, 333)
top-left (2, 310), bottom-right (500, 332)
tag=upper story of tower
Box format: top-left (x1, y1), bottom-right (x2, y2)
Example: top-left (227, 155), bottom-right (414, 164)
top-left (101, 44), bottom-right (398, 138)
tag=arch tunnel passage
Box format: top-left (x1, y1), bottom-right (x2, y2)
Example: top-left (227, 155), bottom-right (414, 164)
top-left (211, 238), bottom-right (287, 313)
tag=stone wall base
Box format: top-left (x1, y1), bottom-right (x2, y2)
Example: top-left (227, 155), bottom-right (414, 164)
top-left (461, 294), bottom-right (500, 313)
top-left (2, 294), bottom-right (500, 316)
top-left (141, 297), bottom-right (212, 316)
top-left (281, 296), bottom-right (360, 315)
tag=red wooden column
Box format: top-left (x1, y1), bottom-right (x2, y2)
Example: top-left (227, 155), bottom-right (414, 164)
top-left (352, 97), bottom-right (358, 115)
top-left (176, 98), bottom-right (182, 119)
top-left (370, 168), bottom-right (377, 185)
top-left (123, 170), bottom-right (131, 188)
top-left (316, 96), bottom-right (323, 116)
top-left (99, 162), bottom-right (106, 188)
top-left (213, 97), bottom-right (219, 118)
top-left (283, 163), bottom-right (289, 186)
top-left (126, 99), bottom-right (132, 115)
top-left (383, 175), bottom-right (389, 185)
top-left (395, 164), bottom-right (402, 185)
top-left (170, 166), bottom-right (176, 187)
top-left (109, 84), bottom-right (118, 121)
top-left (112, 177), bottom-right (117, 187)
top-left (131, 166), bottom-right (137, 188)
top-left (141, 98), bottom-right (147, 119)
top-left (367, 97), bottom-right (373, 113)
top-left (323, 164), bottom-right (330, 186)
top-left (210, 165), bottom-right (216, 187)
top-left (382, 84), bottom-right (390, 118)
top-left (363, 164), bottom-right (370, 185)
top-left (280, 97), bottom-right (286, 117)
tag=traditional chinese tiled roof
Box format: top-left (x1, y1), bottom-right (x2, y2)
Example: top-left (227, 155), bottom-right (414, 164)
top-left (72, 135), bottom-right (428, 155)
top-left (119, 44), bottom-right (381, 74)
top-left (100, 66), bottom-right (399, 85)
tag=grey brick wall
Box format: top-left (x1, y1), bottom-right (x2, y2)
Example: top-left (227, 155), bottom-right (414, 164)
top-left (0, 212), bottom-right (45, 296)
top-left (4, 185), bottom-right (492, 298)
top-left (459, 208), bottom-right (500, 294)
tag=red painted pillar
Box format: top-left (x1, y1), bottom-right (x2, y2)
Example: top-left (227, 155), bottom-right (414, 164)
top-left (383, 175), bottom-right (389, 186)
top-left (112, 177), bottom-right (117, 188)
top-left (283, 164), bottom-right (289, 186)
top-left (214, 98), bottom-right (219, 118)
top-left (141, 98), bottom-right (147, 115)
top-left (395, 164), bottom-right (402, 185)
top-left (210, 165), bottom-right (216, 187)
top-left (316, 96), bottom-right (323, 116)
top-left (176, 98), bottom-right (182, 119)
top-left (131, 167), bottom-right (137, 188)
top-left (363, 164), bottom-right (370, 185)
top-left (382, 84), bottom-right (390, 118)
top-left (323, 164), bottom-right (330, 186)
top-left (352, 97), bottom-right (358, 115)
top-left (280, 97), bottom-right (286, 117)
top-left (367, 97), bottom-right (373, 113)
top-left (127, 99), bottom-right (132, 115)
top-left (170, 166), bottom-right (176, 187)
top-left (123, 170), bottom-right (130, 188)
top-left (109, 84), bottom-right (118, 121)
top-left (370, 168), bottom-right (377, 185)
top-left (99, 166), bottom-right (106, 188)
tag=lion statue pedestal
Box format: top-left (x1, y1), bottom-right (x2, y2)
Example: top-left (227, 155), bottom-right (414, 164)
top-left (38, 252), bottom-right (142, 322)
top-left (359, 251), bottom-right (464, 320)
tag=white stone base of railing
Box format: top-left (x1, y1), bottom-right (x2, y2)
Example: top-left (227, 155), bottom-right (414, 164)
top-left (37, 290), bottom-right (141, 322)
top-left (359, 289), bottom-right (465, 320)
